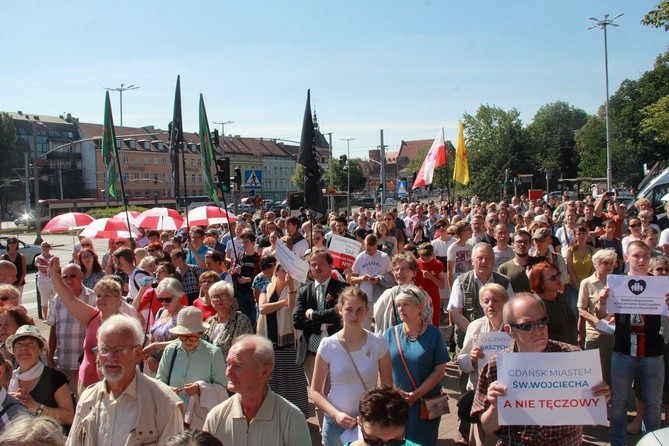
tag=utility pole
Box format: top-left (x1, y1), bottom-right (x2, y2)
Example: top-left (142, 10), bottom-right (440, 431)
top-left (341, 138), bottom-right (355, 214)
top-left (30, 120), bottom-right (42, 244)
top-left (379, 130), bottom-right (386, 205)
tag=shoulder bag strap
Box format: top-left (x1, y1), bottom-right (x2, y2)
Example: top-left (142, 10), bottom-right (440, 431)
top-left (394, 325), bottom-right (418, 391)
top-left (166, 347), bottom-right (178, 385)
top-left (339, 337), bottom-right (369, 392)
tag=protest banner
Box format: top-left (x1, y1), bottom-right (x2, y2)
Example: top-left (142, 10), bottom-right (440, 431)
top-left (606, 274), bottom-right (669, 315)
top-left (275, 240), bottom-right (309, 284)
top-left (497, 350), bottom-right (607, 426)
top-left (476, 331), bottom-right (514, 373)
top-left (329, 234), bottom-right (362, 270)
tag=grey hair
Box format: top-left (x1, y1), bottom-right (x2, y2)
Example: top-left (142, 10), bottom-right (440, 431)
top-left (98, 314), bottom-right (144, 346)
top-left (395, 284), bottom-right (428, 307)
top-left (156, 277), bottom-right (183, 298)
top-left (502, 292), bottom-right (546, 325)
top-left (232, 334), bottom-right (275, 371)
top-left (592, 248), bottom-right (617, 266)
top-left (0, 415), bottom-right (66, 445)
top-left (472, 242), bottom-right (494, 258)
top-left (208, 280), bottom-right (234, 298)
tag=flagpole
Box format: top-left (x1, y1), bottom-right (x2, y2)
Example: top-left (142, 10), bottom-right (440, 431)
top-left (113, 134), bottom-right (133, 245)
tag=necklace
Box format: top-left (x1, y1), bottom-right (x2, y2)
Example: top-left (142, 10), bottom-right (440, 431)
top-left (403, 320), bottom-right (424, 342)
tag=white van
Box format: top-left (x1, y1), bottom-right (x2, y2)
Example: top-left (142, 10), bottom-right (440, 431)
top-left (631, 164), bottom-right (669, 220)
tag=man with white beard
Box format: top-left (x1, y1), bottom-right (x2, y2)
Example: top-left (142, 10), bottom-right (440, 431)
top-left (67, 315), bottom-right (183, 445)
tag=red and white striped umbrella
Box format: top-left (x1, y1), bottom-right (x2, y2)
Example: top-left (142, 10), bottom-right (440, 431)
top-left (135, 215), bottom-right (183, 231)
top-left (43, 212), bottom-right (95, 233)
top-left (112, 210), bottom-right (140, 225)
top-left (80, 217), bottom-right (141, 240)
top-left (135, 208), bottom-right (182, 225)
top-left (183, 206), bottom-right (236, 227)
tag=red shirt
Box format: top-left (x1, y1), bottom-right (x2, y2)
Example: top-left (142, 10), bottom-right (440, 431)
top-left (415, 257), bottom-right (445, 326)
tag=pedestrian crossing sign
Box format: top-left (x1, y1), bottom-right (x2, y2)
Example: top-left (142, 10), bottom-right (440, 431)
top-left (244, 170), bottom-right (262, 188)
top-left (397, 180), bottom-right (407, 196)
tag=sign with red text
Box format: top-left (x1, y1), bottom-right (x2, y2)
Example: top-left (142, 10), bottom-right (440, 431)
top-left (329, 234), bottom-right (362, 270)
top-left (606, 274), bottom-right (669, 315)
top-left (475, 331), bottom-right (514, 373)
top-left (497, 350), bottom-right (607, 426)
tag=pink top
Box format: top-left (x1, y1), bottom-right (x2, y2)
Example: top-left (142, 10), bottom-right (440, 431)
top-left (80, 310), bottom-right (101, 387)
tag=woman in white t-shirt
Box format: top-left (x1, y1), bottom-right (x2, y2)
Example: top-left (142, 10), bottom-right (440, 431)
top-left (311, 286), bottom-right (393, 446)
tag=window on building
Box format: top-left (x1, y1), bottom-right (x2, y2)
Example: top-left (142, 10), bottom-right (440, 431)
top-left (129, 140), bottom-right (136, 149)
top-left (162, 157), bottom-right (167, 165)
top-left (153, 157), bottom-right (158, 165)
top-left (144, 157), bottom-right (150, 165)
top-left (123, 155), bottom-right (128, 164)
top-left (134, 173), bottom-right (139, 180)
top-left (144, 173), bottom-right (149, 180)
top-left (134, 156), bottom-right (139, 164)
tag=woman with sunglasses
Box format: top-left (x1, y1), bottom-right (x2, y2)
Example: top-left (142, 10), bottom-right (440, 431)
top-left (133, 263), bottom-right (186, 332)
top-left (202, 281), bottom-right (254, 359)
top-left (193, 271), bottom-right (219, 320)
top-left (2, 237), bottom-right (26, 301)
top-left (257, 262), bottom-right (309, 418)
top-left (529, 261), bottom-right (577, 345)
top-left (142, 278), bottom-right (185, 375)
top-left (384, 287), bottom-right (448, 445)
top-left (48, 257), bottom-right (126, 391)
top-left (344, 386), bottom-right (418, 446)
top-left (622, 217), bottom-right (643, 258)
top-left (156, 307), bottom-right (227, 430)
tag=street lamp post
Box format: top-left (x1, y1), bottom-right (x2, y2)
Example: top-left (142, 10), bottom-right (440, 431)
top-left (103, 83), bottom-right (139, 207)
top-left (341, 138), bottom-right (355, 214)
top-left (589, 13), bottom-right (623, 191)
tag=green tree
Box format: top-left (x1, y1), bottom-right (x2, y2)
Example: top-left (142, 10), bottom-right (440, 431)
top-left (641, 94), bottom-right (669, 144)
top-left (642, 0), bottom-right (669, 30)
top-left (405, 143), bottom-right (454, 192)
top-left (462, 105), bottom-right (529, 201)
top-left (527, 101), bottom-right (588, 188)
top-left (608, 51), bottom-right (669, 186)
top-left (328, 158), bottom-right (366, 192)
top-left (575, 113), bottom-right (607, 177)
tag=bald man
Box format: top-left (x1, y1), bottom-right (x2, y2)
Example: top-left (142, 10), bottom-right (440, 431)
top-left (0, 260), bottom-right (17, 285)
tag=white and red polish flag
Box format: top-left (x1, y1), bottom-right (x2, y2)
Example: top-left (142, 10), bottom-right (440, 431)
top-left (412, 129), bottom-right (446, 189)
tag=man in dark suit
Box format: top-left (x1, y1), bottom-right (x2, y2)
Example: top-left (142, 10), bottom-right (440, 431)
top-left (293, 249), bottom-right (347, 428)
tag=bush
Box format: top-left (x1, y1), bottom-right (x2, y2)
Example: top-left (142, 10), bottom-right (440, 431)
top-left (86, 206), bottom-right (148, 219)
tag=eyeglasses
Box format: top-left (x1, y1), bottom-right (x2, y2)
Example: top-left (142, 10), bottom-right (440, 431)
top-left (157, 297), bottom-right (173, 303)
top-left (148, 248), bottom-right (160, 252)
top-left (383, 217), bottom-right (393, 221)
top-left (629, 223), bottom-right (641, 228)
top-left (435, 225), bottom-right (444, 230)
top-left (61, 274), bottom-right (79, 279)
top-left (487, 219), bottom-right (498, 223)
top-left (360, 424), bottom-right (406, 446)
top-left (177, 334), bottom-right (200, 342)
top-left (0, 296), bottom-right (11, 301)
top-left (95, 345), bottom-right (139, 356)
top-left (210, 294), bottom-right (231, 301)
top-left (447, 232), bottom-right (455, 236)
top-left (509, 316), bottom-right (549, 331)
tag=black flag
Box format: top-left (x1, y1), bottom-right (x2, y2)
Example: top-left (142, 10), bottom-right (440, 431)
top-left (168, 75), bottom-right (183, 203)
top-left (298, 89), bottom-right (326, 219)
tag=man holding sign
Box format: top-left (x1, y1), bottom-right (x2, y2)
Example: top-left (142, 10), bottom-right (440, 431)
top-left (597, 240), bottom-right (669, 446)
top-left (472, 293), bottom-right (610, 445)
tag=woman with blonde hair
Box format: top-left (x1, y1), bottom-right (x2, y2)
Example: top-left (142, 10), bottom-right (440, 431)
top-left (257, 261), bottom-right (309, 417)
top-left (312, 286), bottom-right (392, 445)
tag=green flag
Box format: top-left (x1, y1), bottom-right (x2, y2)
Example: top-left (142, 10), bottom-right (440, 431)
top-left (198, 94), bottom-right (220, 206)
top-left (102, 91), bottom-right (118, 200)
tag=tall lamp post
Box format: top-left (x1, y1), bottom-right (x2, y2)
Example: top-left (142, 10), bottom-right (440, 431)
top-left (103, 83), bottom-right (139, 207)
top-left (589, 13), bottom-right (623, 191)
top-left (341, 138), bottom-right (355, 214)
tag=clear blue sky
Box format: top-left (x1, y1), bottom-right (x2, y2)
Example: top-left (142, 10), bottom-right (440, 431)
top-left (1, 1), bottom-right (666, 158)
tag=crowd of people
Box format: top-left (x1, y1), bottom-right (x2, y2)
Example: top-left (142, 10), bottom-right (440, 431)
top-left (0, 192), bottom-right (667, 445)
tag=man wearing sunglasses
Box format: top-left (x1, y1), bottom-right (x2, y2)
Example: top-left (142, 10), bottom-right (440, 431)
top-left (472, 292), bottom-right (610, 445)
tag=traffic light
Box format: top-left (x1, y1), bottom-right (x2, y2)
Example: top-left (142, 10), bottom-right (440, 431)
top-left (212, 129), bottom-right (220, 147)
top-left (234, 168), bottom-right (242, 188)
top-left (378, 184), bottom-right (383, 192)
top-left (216, 158), bottom-right (231, 192)
top-left (339, 154), bottom-right (347, 163)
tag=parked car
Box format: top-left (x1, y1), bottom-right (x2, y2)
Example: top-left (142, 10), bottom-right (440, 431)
top-left (0, 236), bottom-right (41, 269)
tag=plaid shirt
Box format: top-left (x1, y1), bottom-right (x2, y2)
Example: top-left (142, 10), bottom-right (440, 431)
top-left (471, 340), bottom-right (582, 446)
top-left (45, 286), bottom-right (97, 370)
top-left (179, 265), bottom-right (203, 296)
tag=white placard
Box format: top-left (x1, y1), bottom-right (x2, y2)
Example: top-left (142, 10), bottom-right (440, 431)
top-left (606, 274), bottom-right (669, 315)
top-left (275, 240), bottom-right (309, 284)
top-left (329, 234), bottom-right (363, 270)
top-left (476, 331), bottom-right (514, 373)
top-left (497, 350), bottom-right (607, 426)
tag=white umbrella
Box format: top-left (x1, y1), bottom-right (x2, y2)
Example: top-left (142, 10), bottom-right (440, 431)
top-left (80, 217), bottom-right (141, 240)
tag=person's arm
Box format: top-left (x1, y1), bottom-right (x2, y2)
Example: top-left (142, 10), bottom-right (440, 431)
top-left (18, 253), bottom-right (26, 284)
top-left (479, 381), bottom-right (507, 434)
top-left (404, 362), bottom-right (448, 405)
top-left (447, 259), bottom-right (455, 287)
top-left (378, 351), bottom-right (393, 387)
top-left (47, 325), bottom-right (57, 368)
top-left (47, 257), bottom-right (97, 326)
top-left (132, 284), bottom-right (152, 311)
top-left (293, 288), bottom-right (317, 333)
top-left (191, 247), bottom-right (207, 270)
top-left (310, 353), bottom-right (356, 428)
top-left (424, 269), bottom-right (446, 289)
top-left (258, 289), bottom-right (289, 314)
top-left (594, 194), bottom-right (606, 216)
top-left (450, 308), bottom-right (470, 333)
top-left (44, 383), bottom-right (75, 425)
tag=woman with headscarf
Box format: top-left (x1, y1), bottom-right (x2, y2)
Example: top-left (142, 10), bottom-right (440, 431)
top-left (384, 287), bottom-right (448, 445)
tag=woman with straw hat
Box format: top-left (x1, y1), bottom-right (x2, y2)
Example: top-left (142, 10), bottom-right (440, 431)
top-left (156, 306), bottom-right (227, 430)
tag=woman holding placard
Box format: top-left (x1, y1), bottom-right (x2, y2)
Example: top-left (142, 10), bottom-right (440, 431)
top-left (457, 283), bottom-right (510, 446)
